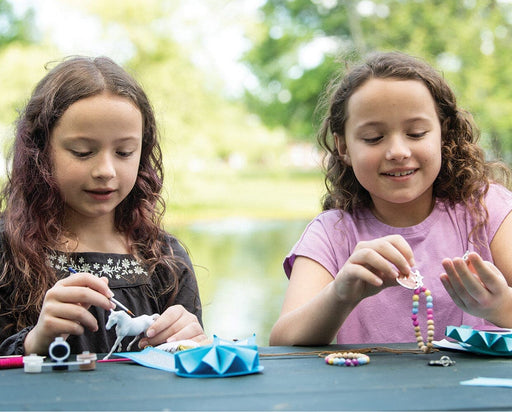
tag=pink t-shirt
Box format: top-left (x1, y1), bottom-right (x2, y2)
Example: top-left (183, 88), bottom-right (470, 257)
top-left (284, 184), bottom-right (512, 344)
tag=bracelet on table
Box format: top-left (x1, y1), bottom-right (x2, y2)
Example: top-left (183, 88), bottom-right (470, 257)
top-left (412, 286), bottom-right (434, 353)
top-left (325, 352), bottom-right (370, 367)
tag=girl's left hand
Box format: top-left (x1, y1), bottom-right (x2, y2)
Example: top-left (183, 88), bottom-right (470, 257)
top-left (138, 305), bottom-right (209, 348)
top-left (441, 252), bottom-right (512, 326)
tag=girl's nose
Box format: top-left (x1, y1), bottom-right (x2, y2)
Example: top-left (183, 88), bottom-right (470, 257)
top-left (91, 154), bottom-right (116, 180)
top-left (385, 135), bottom-right (411, 161)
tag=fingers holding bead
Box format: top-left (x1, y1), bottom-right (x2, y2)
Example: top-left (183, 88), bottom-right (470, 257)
top-left (353, 235), bottom-right (414, 277)
top-left (335, 235), bottom-right (417, 304)
top-left (347, 249), bottom-right (396, 286)
top-left (341, 258), bottom-right (385, 288)
top-left (397, 267), bottom-right (424, 289)
top-left (347, 235), bottom-right (415, 288)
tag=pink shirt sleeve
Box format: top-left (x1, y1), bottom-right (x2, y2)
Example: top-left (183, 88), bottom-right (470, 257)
top-left (485, 183), bottom-right (512, 243)
top-left (284, 211), bottom-right (342, 278)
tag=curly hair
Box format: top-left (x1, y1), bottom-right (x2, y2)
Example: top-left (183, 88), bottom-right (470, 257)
top-left (0, 56), bottom-right (180, 331)
top-left (317, 51), bottom-right (510, 246)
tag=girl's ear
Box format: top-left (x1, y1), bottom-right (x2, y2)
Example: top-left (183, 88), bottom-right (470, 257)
top-left (334, 133), bottom-right (351, 166)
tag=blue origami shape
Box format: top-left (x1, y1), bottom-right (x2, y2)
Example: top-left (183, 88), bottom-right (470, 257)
top-left (445, 325), bottom-right (512, 356)
top-left (174, 335), bottom-right (263, 378)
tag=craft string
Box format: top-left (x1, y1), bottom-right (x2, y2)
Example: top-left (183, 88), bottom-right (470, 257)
top-left (259, 346), bottom-right (438, 358)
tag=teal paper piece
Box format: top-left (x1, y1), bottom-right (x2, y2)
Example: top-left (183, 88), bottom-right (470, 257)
top-left (174, 334), bottom-right (263, 378)
top-left (115, 347), bottom-right (176, 372)
top-left (445, 325), bottom-right (512, 356)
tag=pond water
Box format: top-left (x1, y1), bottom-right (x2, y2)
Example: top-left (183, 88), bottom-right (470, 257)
top-left (171, 218), bottom-right (309, 346)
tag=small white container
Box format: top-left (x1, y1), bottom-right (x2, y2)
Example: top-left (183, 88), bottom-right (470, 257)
top-left (23, 354), bottom-right (44, 373)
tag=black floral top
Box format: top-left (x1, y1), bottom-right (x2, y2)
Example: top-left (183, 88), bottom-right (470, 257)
top-left (0, 235), bottom-right (202, 355)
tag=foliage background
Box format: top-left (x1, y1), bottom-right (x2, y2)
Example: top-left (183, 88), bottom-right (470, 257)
top-left (1, 0), bottom-right (512, 342)
top-left (244, 0), bottom-right (512, 161)
top-left (0, 0), bottom-right (325, 227)
top-left (2, 0), bottom-right (512, 222)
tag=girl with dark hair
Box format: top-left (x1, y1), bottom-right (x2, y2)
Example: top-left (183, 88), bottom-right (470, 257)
top-left (270, 51), bottom-right (512, 346)
top-left (0, 56), bottom-right (207, 355)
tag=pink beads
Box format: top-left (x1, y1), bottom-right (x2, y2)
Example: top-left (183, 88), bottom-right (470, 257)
top-left (412, 287), bottom-right (435, 353)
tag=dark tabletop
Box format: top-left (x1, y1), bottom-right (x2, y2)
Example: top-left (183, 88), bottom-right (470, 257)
top-left (1, 344), bottom-right (511, 411)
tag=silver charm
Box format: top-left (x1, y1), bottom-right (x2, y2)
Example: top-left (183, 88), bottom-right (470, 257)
top-left (428, 355), bottom-right (456, 367)
top-left (397, 268), bottom-right (424, 290)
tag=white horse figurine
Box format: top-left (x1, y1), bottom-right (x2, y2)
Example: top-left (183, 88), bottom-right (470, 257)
top-left (104, 310), bottom-right (160, 360)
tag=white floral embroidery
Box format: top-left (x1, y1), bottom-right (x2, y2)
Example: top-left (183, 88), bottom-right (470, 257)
top-left (47, 253), bottom-right (149, 279)
top-left (57, 255), bottom-right (67, 267)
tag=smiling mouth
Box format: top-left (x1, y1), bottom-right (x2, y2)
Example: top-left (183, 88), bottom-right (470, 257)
top-left (383, 170), bottom-right (415, 177)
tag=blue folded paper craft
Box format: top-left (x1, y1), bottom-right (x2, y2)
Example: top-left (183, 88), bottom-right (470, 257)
top-left (174, 334), bottom-right (263, 378)
top-left (445, 325), bottom-right (512, 356)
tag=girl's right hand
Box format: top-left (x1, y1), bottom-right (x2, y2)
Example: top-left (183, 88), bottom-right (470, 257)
top-left (24, 272), bottom-right (115, 355)
top-left (270, 234), bottom-right (416, 346)
top-left (334, 234), bottom-right (415, 303)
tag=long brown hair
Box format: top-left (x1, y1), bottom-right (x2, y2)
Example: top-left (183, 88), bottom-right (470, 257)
top-left (317, 51), bottom-right (510, 244)
top-left (0, 56), bottom-right (179, 330)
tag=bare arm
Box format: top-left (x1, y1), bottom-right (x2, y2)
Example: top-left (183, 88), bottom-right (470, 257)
top-left (269, 257), bottom-right (353, 346)
top-left (490, 211), bottom-right (512, 289)
top-left (270, 235), bottom-right (414, 346)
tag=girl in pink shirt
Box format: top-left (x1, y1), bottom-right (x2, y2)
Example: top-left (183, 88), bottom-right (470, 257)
top-left (270, 51), bottom-right (512, 346)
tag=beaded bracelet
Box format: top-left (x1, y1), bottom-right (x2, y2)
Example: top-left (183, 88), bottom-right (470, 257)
top-left (324, 352), bottom-right (370, 367)
top-left (412, 286), bottom-right (434, 353)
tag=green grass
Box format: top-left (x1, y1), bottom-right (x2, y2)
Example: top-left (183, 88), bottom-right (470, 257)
top-left (163, 168), bottom-right (325, 226)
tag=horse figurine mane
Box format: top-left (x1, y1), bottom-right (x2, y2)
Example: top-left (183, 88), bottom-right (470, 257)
top-left (104, 310), bottom-right (160, 360)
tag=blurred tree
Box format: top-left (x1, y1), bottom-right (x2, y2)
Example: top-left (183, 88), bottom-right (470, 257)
top-left (78, 0), bottom-right (287, 166)
top-left (243, 0), bottom-right (512, 162)
top-left (67, 0), bottom-right (293, 220)
top-left (0, 1), bottom-right (42, 140)
top-left (0, 0), bottom-right (36, 48)
top-left (0, 0), bottom-right (322, 223)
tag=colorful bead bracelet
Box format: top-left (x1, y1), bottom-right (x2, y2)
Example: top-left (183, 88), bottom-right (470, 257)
top-left (325, 352), bottom-right (370, 367)
top-left (412, 286), bottom-right (434, 353)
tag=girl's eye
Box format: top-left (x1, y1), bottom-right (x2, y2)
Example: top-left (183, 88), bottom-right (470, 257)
top-left (408, 131), bottom-right (427, 138)
top-left (71, 150), bottom-right (92, 158)
top-left (117, 151), bottom-right (134, 158)
top-left (362, 136), bottom-right (383, 144)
